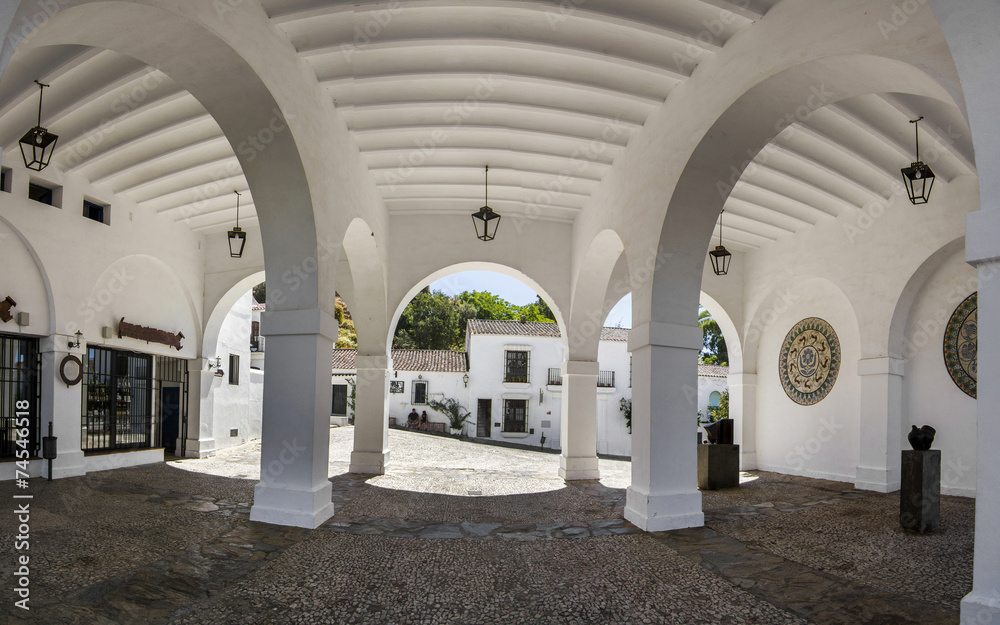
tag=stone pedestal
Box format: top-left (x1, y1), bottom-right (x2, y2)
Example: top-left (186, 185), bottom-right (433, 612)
top-left (900, 449), bottom-right (940, 533)
top-left (697, 444), bottom-right (740, 490)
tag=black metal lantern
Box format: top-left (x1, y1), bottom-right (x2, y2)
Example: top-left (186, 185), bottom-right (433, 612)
top-left (901, 116), bottom-right (935, 205)
top-left (709, 210), bottom-right (732, 276)
top-left (19, 81), bottom-right (58, 172)
top-left (228, 190), bottom-right (247, 258)
top-left (471, 165), bottom-right (500, 241)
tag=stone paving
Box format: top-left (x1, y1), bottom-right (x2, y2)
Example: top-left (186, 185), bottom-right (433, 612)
top-left (0, 427), bottom-right (973, 624)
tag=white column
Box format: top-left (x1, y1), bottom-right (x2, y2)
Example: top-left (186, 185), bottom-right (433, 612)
top-left (350, 353), bottom-right (389, 475)
top-left (250, 309), bottom-right (336, 528)
top-left (625, 322), bottom-right (704, 531)
top-left (728, 371), bottom-right (757, 470)
top-left (181, 360), bottom-right (217, 458)
top-left (855, 357), bottom-right (904, 493)
top-left (39, 337), bottom-right (85, 479)
top-left (963, 210), bottom-right (1000, 621)
top-left (559, 360), bottom-right (600, 480)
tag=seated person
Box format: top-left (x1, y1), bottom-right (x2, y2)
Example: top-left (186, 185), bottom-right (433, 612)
top-left (420, 410), bottom-right (429, 430)
top-left (407, 408), bottom-right (419, 428)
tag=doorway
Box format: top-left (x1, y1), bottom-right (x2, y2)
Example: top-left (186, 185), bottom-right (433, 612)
top-left (477, 399), bottom-right (491, 437)
top-left (161, 386), bottom-right (180, 455)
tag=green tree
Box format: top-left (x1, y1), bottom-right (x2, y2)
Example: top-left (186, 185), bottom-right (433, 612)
top-left (427, 396), bottom-right (471, 431)
top-left (457, 291), bottom-right (517, 320)
top-left (252, 282), bottom-right (266, 303)
top-left (706, 390), bottom-right (729, 422)
top-left (335, 302), bottom-right (357, 348)
top-left (698, 309), bottom-right (728, 365)
top-left (393, 290), bottom-right (462, 350)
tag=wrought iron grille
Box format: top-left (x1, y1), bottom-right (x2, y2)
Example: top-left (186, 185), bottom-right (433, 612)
top-left (597, 370), bottom-right (616, 388)
top-left (0, 335), bottom-right (40, 459)
top-left (503, 399), bottom-right (527, 433)
top-left (504, 350), bottom-right (529, 383)
top-left (82, 346), bottom-right (155, 452)
top-left (155, 355), bottom-right (189, 457)
top-left (547, 368), bottom-right (562, 385)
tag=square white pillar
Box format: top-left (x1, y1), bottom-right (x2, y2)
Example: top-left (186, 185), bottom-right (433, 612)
top-left (250, 309), bottom-right (336, 529)
top-left (39, 338), bottom-right (85, 479)
top-left (181, 363), bottom-right (217, 458)
top-left (855, 357), bottom-right (904, 493)
top-left (624, 322), bottom-right (704, 532)
top-left (728, 371), bottom-right (757, 470)
top-left (559, 360), bottom-right (600, 480)
top-left (350, 353), bottom-right (390, 475)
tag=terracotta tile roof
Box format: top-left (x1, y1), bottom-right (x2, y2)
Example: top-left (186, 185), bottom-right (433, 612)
top-left (467, 319), bottom-right (562, 337)
top-left (332, 349), bottom-right (467, 373)
top-left (698, 364), bottom-right (729, 378)
top-left (600, 327), bottom-right (628, 341)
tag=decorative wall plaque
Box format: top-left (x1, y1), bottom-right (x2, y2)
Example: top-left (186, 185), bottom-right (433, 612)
top-left (389, 380), bottom-right (404, 394)
top-left (943, 292), bottom-right (976, 398)
top-left (0, 296), bottom-right (16, 323)
top-left (779, 317), bottom-right (841, 406)
top-left (118, 317), bottom-right (184, 350)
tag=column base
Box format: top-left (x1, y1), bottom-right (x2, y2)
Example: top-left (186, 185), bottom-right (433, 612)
top-left (624, 485), bottom-right (704, 532)
top-left (855, 465), bottom-right (901, 493)
top-left (559, 455), bottom-right (600, 480)
top-left (181, 438), bottom-right (217, 459)
top-left (250, 481), bottom-right (335, 529)
top-left (349, 450), bottom-right (390, 475)
top-left (962, 593), bottom-right (1000, 624)
top-left (45, 450), bottom-right (86, 479)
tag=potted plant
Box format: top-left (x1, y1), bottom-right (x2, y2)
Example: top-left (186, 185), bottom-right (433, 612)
top-left (427, 396), bottom-right (471, 436)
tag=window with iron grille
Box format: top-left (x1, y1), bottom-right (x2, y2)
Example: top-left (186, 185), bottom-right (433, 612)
top-left (250, 321), bottom-right (260, 351)
top-left (331, 385), bottom-right (347, 415)
top-left (411, 380), bottom-right (427, 405)
top-left (504, 350), bottom-right (529, 383)
top-left (0, 335), bottom-right (40, 460)
top-left (597, 370), bottom-right (615, 388)
top-left (503, 399), bottom-right (527, 433)
top-left (547, 368), bottom-right (562, 385)
top-left (229, 354), bottom-right (239, 385)
top-left (82, 346), bottom-right (155, 452)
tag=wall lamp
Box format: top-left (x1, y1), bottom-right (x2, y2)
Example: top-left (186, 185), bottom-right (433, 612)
top-left (462, 373), bottom-right (469, 387)
top-left (68, 330), bottom-right (83, 349)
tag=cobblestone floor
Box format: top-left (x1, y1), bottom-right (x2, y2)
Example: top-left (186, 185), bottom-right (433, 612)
top-left (0, 427), bottom-right (972, 624)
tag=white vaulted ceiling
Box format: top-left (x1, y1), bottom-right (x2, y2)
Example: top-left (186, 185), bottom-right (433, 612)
top-left (0, 0), bottom-right (974, 250)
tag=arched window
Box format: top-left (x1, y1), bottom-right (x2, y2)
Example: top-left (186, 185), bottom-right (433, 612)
top-left (709, 391), bottom-right (721, 407)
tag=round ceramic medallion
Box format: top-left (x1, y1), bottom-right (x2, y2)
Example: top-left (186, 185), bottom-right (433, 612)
top-left (943, 292), bottom-right (976, 398)
top-left (779, 317), bottom-right (841, 406)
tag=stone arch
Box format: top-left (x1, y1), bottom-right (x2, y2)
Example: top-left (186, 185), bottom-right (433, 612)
top-left (699, 291), bottom-right (742, 374)
top-left (203, 270), bottom-right (266, 362)
top-left (567, 229), bottom-right (626, 361)
top-left (0, 215), bottom-right (55, 335)
top-left (3, 0), bottom-right (329, 314)
top-left (387, 262), bottom-right (568, 354)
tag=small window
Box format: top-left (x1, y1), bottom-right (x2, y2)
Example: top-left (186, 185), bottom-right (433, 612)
top-left (412, 380), bottom-right (427, 405)
top-left (503, 399), bottom-right (528, 433)
top-left (229, 354), bottom-right (239, 385)
top-left (28, 182), bottom-right (53, 205)
top-left (504, 350), bottom-right (529, 383)
top-left (331, 385), bottom-right (347, 415)
top-left (83, 199), bottom-right (110, 225)
top-left (709, 391), bottom-right (722, 407)
top-left (0, 167), bottom-right (11, 193)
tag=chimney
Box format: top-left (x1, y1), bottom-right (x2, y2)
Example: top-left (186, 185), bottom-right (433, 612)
top-left (519, 314), bottom-right (526, 324)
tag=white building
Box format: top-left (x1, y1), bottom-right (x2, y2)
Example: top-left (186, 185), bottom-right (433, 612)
top-left (3, 3), bottom-right (1000, 616)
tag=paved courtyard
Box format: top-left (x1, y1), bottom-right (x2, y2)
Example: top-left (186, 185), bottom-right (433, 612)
top-left (0, 427), bottom-right (972, 624)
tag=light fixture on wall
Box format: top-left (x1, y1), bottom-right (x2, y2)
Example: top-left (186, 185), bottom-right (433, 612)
top-left (901, 116), bottom-right (935, 205)
top-left (471, 165), bottom-right (501, 241)
top-left (539, 388), bottom-right (544, 404)
top-left (619, 397), bottom-right (628, 411)
top-left (462, 373), bottom-right (469, 387)
top-left (207, 357), bottom-right (222, 375)
top-left (709, 209), bottom-right (732, 276)
top-left (67, 330), bottom-right (83, 349)
top-left (228, 190), bottom-right (247, 258)
top-left (19, 80), bottom-right (58, 171)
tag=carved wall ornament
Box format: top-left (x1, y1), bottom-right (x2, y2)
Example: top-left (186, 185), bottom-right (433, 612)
top-left (0, 296), bottom-right (16, 323)
top-left (779, 317), bottom-right (841, 406)
top-left (943, 292), bottom-right (976, 398)
top-left (118, 317), bottom-right (184, 350)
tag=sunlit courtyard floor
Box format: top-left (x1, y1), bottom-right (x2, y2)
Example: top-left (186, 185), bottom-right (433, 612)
top-left (0, 426), bottom-right (972, 624)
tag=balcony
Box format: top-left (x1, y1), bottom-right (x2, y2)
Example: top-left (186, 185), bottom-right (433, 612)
top-left (597, 371), bottom-right (615, 388)
top-left (250, 335), bottom-right (265, 353)
top-left (503, 373), bottom-right (529, 384)
top-left (547, 368), bottom-right (562, 385)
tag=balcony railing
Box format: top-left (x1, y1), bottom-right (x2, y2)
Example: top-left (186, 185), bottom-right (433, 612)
top-left (504, 373), bottom-right (529, 383)
top-left (250, 335), bottom-right (265, 353)
top-left (597, 370), bottom-right (615, 388)
top-left (547, 368), bottom-right (562, 385)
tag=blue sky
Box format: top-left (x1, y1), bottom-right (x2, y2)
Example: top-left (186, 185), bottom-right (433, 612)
top-left (430, 271), bottom-right (632, 328)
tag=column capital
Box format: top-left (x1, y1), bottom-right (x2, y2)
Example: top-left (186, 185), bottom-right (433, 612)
top-left (260, 308), bottom-right (338, 342)
top-left (356, 354), bottom-right (388, 370)
top-left (627, 321), bottom-right (702, 352)
top-left (857, 357), bottom-right (905, 377)
top-left (727, 372), bottom-right (757, 385)
top-left (967, 209), bottom-right (1000, 265)
top-left (562, 360), bottom-right (598, 376)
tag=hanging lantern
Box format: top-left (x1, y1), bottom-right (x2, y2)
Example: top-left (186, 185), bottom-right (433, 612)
top-left (709, 210), bottom-right (732, 276)
top-left (19, 81), bottom-right (58, 172)
top-left (471, 165), bottom-right (501, 241)
top-left (228, 190), bottom-right (247, 258)
top-left (901, 116), bottom-right (935, 205)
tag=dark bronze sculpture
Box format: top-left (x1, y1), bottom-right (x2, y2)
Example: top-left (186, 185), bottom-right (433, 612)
top-left (907, 424), bottom-right (936, 451)
top-left (705, 418), bottom-right (734, 445)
